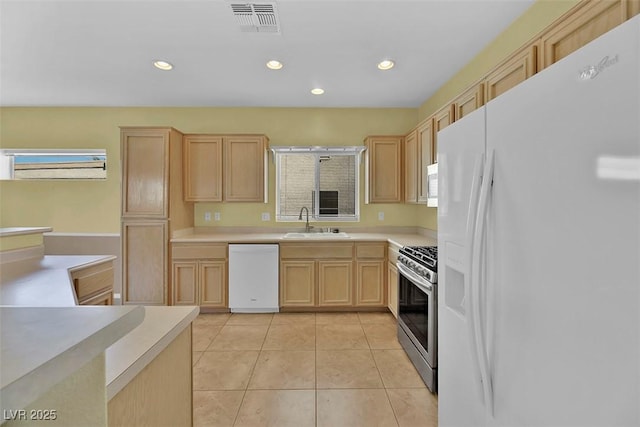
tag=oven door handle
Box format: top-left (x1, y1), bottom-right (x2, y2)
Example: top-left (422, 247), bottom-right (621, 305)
top-left (396, 262), bottom-right (433, 294)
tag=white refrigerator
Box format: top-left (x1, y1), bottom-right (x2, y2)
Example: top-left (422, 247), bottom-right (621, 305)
top-left (438, 15), bottom-right (639, 427)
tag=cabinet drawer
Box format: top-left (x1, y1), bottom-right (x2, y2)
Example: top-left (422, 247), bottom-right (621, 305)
top-left (80, 289), bottom-right (113, 305)
top-left (280, 243), bottom-right (353, 259)
top-left (71, 263), bottom-right (114, 301)
top-left (172, 243), bottom-right (227, 260)
top-left (356, 243), bottom-right (386, 259)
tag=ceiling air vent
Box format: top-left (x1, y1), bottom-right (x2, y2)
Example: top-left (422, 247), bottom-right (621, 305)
top-left (230, 3), bottom-right (280, 33)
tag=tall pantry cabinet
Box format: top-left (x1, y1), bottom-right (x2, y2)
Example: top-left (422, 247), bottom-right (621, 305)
top-left (120, 127), bottom-right (193, 305)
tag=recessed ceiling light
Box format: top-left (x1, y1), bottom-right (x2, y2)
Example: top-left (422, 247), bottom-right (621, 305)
top-left (266, 60), bottom-right (283, 70)
top-left (377, 59), bottom-right (395, 70)
top-left (310, 88), bottom-right (325, 95)
top-left (153, 60), bottom-right (173, 71)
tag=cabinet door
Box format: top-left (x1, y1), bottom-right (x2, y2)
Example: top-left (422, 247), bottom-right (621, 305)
top-left (387, 262), bottom-right (398, 318)
top-left (122, 221), bottom-right (167, 305)
top-left (356, 261), bottom-right (385, 306)
top-left (433, 105), bottom-right (454, 162)
top-left (183, 135), bottom-right (223, 202)
top-left (417, 118), bottom-right (434, 203)
top-left (280, 261), bottom-right (315, 307)
top-left (454, 83), bottom-right (485, 120)
top-left (200, 261), bottom-right (227, 308)
top-left (541, 0), bottom-right (626, 69)
top-left (404, 130), bottom-right (418, 204)
top-left (224, 136), bottom-right (266, 202)
top-left (365, 136), bottom-right (403, 203)
top-left (485, 44), bottom-right (537, 102)
top-left (121, 128), bottom-right (169, 218)
top-left (172, 261), bottom-right (197, 305)
top-left (317, 261), bottom-right (353, 306)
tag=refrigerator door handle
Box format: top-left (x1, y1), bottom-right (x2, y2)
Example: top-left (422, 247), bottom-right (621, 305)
top-left (465, 154), bottom-right (485, 404)
top-left (473, 149), bottom-right (495, 417)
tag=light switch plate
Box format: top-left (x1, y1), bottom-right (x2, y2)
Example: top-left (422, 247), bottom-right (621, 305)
top-left (261, 212), bottom-right (270, 221)
top-left (378, 211), bottom-right (385, 221)
top-left (214, 212), bottom-right (221, 221)
top-left (204, 211), bottom-right (212, 221)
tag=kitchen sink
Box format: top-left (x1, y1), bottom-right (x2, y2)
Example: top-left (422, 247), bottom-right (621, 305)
top-left (283, 232), bottom-right (350, 239)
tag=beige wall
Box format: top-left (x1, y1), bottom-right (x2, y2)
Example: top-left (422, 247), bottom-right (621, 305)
top-left (415, 0), bottom-right (581, 230)
top-left (0, 107), bottom-right (418, 233)
top-left (0, 0), bottom-right (584, 234)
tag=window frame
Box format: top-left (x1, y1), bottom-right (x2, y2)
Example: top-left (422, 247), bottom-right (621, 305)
top-left (0, 148), bottom-right (107, 180)
top-left (272, 146), bottom-right (365, 222)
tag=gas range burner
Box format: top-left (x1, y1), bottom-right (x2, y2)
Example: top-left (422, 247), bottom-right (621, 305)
top-left (399, 246), bottom-right (438, 270)
top-left (398, 245), bottom-right (438, 284)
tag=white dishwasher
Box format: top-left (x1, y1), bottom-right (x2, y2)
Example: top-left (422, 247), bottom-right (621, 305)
top-left (228, 244), bottom-right (279, 313)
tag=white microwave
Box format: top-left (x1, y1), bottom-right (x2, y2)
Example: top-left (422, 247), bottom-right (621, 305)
top-left (426, 163), bottom-right (438, 207)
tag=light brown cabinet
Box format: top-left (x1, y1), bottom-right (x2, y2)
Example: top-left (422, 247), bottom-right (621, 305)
top-left (386, 245), bottom-right (400, 318)
top-left (70, 259), bottom-right (114, 305)
top-left (183, 134), bottom-right (268, 202)
top-left (280, 260), bottom-right (316, 307)
top-left (541, 0), bottom-right (629, 69)
top-left (433, 105), bottom-right (455, 162)
top-left (318, 261), bottom-right (353, 306)
top-left (403, 130), bottom-right (418, 204)
top-left (280, 242), bottom-right (387, 310)
top-left (417, 118), bottom-right (435, 204)
top-left (355, 243), bottom-right (387, 307)
top-left (365, 136), bottom-right (404, 203)
top-left (183, 135), bottom-right (223, 202)
top-left (171, 243), bottom-right (227, 309)
top-left (485, 44), bottom-right (537, 102)
top-left (280, 242), bottom-right (362, 309)
top-left (122, 220), bottom-right (168, 305)
top-left (454, 83), bottom-right (485, 120)
top-left (120, 127), bottom-right (193, 306)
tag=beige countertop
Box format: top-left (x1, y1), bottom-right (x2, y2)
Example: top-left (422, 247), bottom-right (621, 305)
top-left (0, 255), bottom-right (117, 306)
top-left (171, 231), bottom-right (437, 248)
top-left (0, 305), bottom-right (144, 415)
top-left (106, 305), bottom-right (199, 400)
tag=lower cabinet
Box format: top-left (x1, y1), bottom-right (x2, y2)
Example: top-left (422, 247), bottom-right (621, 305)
top-left (280, 242), bottom-right (386, 310)
top-left (387, 245), bottom-right (400, 318)
top-left (171, 243), bottom-right (227, 308)
top-left (318, 261), bottom-right (353, 306)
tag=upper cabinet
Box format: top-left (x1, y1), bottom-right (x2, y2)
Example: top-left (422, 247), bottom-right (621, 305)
top-left (365, 135), bottom-right (404, 203)
top-left (183, 135), bottom-right (223, 202)
top-left (417, 118), bottom-right (435, 204)
top-left (224, 136), bottom-right (267, 202)
top-left (121, 128), bottom-right (174, 218)
top-left (541, 0), bottom-right (633, 69)
top-left (183, 134), bottom-right (268, 203)
top-left (404, 130), bottom-right (418, 204)
top-left (453, 83), bottom-right (485, 120)
top-left (485, 44), bottom-right (537, 102)
top-left (433, 104), bottom-right (455, 162)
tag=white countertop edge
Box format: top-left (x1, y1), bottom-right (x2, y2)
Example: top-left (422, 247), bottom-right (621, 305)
top-left (66, 254), bottom-right (117, 272)
top-left (106, 306), bottom-right (199, 400)
top-left (1, 306), bottom-right (145, 414)
top-left (0, 227), bottom-right (53, 237)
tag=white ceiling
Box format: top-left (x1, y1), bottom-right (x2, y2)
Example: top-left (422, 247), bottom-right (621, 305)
top-left (0, 0), bottom-right (535, 108)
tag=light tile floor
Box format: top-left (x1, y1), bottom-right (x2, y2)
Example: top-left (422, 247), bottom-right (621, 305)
top-left (192, 312), bottom-right (438, 427)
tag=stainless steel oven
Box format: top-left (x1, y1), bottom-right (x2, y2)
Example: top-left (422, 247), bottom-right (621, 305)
top-left (397, 246), bottom-right (438, 392)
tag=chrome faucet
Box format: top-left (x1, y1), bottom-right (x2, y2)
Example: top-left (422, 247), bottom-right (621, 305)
top-left (298, 206), bottom-right (312, 232)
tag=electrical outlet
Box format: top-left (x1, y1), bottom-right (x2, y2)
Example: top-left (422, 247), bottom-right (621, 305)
top-left (214, 212), bottom-right (221, 221)
top-left (261, 212), bottom-right (270, 221)
top-left (378, 211), bottom-right (385, 221)
top-left (204, 211), bottom-right (212, 221)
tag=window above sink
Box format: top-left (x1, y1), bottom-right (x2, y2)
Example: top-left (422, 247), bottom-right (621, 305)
top-left (272, 146), bottom-right (365, 222)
